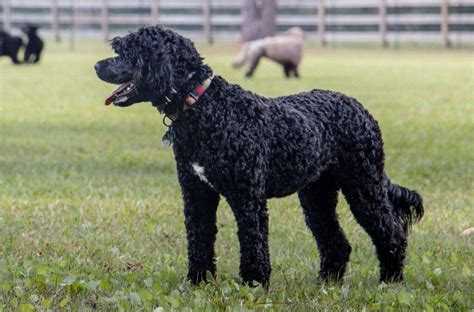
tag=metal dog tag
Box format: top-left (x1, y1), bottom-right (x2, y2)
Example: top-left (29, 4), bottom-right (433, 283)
top-left (162, 128), bottom-right (176, 147)
top-left (162, 137), bottom-right (171, 147)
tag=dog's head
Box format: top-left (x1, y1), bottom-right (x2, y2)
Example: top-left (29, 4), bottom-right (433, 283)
top-left (21, 24), bottom-right (39, 36)
top-left (94, 26), bottom-right (212, 114)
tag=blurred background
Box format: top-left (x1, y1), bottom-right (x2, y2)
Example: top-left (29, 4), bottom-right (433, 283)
top-left (1, 0), bottom-right (474, 48)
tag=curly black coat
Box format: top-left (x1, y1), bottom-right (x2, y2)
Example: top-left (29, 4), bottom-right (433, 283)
top-left (95, 26), bottom-right (424, 287)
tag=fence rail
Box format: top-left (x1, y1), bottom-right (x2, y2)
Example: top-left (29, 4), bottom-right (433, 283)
top-left (1, 0), bottom-right (474, 47)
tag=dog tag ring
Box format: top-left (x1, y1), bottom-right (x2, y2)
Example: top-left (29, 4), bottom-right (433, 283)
top-left (161, 115), bottom-right (176, 147)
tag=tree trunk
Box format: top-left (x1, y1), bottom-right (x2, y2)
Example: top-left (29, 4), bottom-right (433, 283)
top-left (241, 0), bottom-right (276, 42)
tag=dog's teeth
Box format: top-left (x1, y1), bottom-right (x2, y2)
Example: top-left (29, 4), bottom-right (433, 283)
top-left (114, 96), bottom-right (128, 104)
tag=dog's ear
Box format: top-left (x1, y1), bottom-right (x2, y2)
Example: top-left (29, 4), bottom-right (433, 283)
top-left (146, 47), bottom-right (175, 99)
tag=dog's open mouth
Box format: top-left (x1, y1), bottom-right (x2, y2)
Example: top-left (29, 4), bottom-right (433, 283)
top-left (104, 81), bottom-right (135, 106)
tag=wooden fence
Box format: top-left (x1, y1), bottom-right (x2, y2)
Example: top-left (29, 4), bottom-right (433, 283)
top-left (1, 0), bottom-right (474, 47)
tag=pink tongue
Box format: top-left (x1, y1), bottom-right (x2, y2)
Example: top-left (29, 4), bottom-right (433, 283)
top-left (104, 95), bottom-right (115, 106)
top-left (104, 81), bottom-right (132, 106)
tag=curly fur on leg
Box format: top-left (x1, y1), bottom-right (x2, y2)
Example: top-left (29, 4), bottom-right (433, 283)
top-left (298, 173), bottom-right (352, 281)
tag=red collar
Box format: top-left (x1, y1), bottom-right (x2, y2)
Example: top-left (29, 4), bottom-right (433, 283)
top-left (167, 76), bottom-right (213, 121)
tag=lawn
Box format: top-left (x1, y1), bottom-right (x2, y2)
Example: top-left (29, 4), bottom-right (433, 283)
top-left (0, 40), bottom-right (473, 311)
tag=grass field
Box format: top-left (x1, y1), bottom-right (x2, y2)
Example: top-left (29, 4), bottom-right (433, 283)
top-left (0, 41), bottom-right (473, 311)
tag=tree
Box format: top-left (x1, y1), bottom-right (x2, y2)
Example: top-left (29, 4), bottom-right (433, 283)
top-left (241, 0), bottom-right (276, 42)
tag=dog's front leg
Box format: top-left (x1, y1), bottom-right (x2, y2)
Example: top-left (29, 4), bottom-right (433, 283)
top-left (179, 170), bottom-right (220, 285)
top-left (228, 196), bottom-right (271, 288)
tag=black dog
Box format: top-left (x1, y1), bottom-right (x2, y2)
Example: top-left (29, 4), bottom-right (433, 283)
top-left (95, 26), bottom-right (423, 287)
top-left (22, 25), bottom-right (43, 63)
top-left (0, 30), bottom-right (22, 64)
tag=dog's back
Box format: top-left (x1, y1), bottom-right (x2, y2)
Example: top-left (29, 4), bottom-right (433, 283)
top-left (270, 88), bottom-right (379, 144)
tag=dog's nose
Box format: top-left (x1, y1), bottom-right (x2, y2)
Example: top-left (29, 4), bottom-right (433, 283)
top-left (94, 63), bottom-right (100, 72)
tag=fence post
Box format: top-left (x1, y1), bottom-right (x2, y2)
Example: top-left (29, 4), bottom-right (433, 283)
top-left (318, 0), bottom-right (326, 46)
top-left (3, 0), bottom-right (11, 31)
top-left (70, 0), bottom-right (76, 50)
top-left (51, 0), bottom-right (60, 42)
top-left (379, 0), bottom-right (388, 47)
top-left (441, 0), bottom-right (451, 47)
top-left (101, 0), bottom-right (109, 41)
top-left (203, 0), bottom-right (213, 44)
top-left (151, 0), bottom-right (159, 25)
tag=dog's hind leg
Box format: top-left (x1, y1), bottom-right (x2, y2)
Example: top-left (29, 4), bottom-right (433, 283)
top-left (298, 173), bottom-right (351, 281)
top-left (227, 194), bottom-right (271, 287)
top-left (178, 167), bottom-right (220, 285)
top-left (339, 164), bottom-right (408, 282)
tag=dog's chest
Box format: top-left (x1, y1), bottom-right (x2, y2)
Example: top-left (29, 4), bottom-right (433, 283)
top-left (191, 162), bottom-right (215, 190)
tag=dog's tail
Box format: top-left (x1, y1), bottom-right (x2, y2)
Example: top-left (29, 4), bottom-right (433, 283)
top-left (387, 181), bottom-right (424, 233)
top-left (232, 42), bottom-right (250, 68)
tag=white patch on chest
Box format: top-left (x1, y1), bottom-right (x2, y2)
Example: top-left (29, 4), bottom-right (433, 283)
top-left (192, 163), bottom-right (215, 189)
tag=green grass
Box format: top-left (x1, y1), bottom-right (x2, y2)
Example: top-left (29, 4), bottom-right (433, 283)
top-left (0, 40), bottom-right (473, 311)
